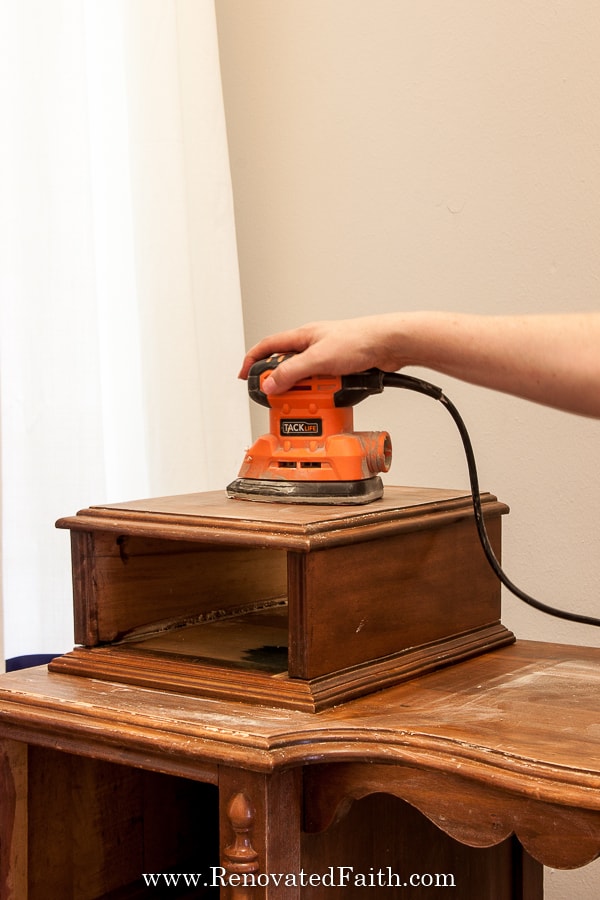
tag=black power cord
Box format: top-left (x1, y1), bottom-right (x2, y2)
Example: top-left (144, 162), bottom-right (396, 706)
top-left (381, 370), bottom-right (600, 628)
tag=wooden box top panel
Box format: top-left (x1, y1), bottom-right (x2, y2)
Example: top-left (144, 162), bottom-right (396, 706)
top-left (56, 485), bottom-right (508, 551)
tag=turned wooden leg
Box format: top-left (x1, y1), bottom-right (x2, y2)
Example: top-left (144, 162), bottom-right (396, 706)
top-left (221, 793), bottom-right (260, 900)
top-left (219, 767), bottom-right (301, 899)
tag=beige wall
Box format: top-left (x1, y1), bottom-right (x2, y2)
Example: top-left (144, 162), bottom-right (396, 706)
top-left (215, 3), bottom-right (600, 893)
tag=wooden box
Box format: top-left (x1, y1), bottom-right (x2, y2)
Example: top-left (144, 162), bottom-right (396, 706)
top-left (50, 486), bottom-right (514, 711)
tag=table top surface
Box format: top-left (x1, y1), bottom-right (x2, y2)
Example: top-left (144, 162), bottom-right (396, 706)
top-left (54, 486), bottom-right (507, 549)
top-left (1, 639), bottom-right (599, 808)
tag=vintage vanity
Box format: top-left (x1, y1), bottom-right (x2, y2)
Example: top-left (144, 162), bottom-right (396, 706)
top-left (0, 486), bottom-right (598, 897)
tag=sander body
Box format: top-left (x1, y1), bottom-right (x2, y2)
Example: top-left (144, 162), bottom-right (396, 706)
top-left (227, 354), bottom-right (392, 504)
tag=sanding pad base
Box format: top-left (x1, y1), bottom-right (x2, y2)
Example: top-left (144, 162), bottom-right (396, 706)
top-left (226, 475), bottom-right (384, 505)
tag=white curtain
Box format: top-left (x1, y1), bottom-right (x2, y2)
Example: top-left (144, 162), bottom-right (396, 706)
top-left (0, 0), bottom-right (251, 663)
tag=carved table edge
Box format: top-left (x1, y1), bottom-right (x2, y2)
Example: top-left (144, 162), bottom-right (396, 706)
top-left (54, 492), bottom-right (507, 551)
top-left (0, 686), bottom-right (599, 814)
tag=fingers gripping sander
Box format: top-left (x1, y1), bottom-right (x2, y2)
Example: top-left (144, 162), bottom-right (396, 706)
top-left (227, 354), bottom-right (392, 505)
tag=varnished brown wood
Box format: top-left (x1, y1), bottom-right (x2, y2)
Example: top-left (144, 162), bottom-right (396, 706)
top-left (303, 761), bottom-right (600, 869)
top-left (3, 487), bottom-right (593, 895)
top-left (221, 792), bottom-right (260, 896)
top-left (300, 793), bottom-right (526, 899)
top-left (53, 486), bottom-right (513, 709)
top-left (0, 640), bottom-right (599, 890)
top-left (0, 740), bottom-right (27, 900)
top-left (6, 642), bottom-right (600, 806)
top-left (70, 533), bottom-right (287, 646)
top-left (50, 621), bottom-right (513, 712)
top-left (512, 837), bottom-right (544, 900)
top-left (219, 767), bottom-right (302, 899)
top-left (5, 745), bottom-right (218, 899)
top-left (56, 486), bottom-right (508, 551)
top-left (287, 515), bottom-right (505, 678)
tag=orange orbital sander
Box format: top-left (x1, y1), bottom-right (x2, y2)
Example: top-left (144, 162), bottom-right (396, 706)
top-left (227, 353), bottom-right (392, 505)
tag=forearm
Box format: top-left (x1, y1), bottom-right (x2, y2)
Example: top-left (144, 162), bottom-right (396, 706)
top-left (240, 311), bottom-right (600, 418)
top-left (398, 312), bottom-right (600, 417)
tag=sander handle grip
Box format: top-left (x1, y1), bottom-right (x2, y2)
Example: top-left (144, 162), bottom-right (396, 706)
top-left (247, 354), bottom-right (386, 408)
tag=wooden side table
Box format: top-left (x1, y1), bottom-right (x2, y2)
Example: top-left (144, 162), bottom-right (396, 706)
top-left (1, 641), bottom-right (600, 898)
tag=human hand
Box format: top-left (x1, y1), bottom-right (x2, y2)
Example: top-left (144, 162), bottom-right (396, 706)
top-left (238, 315), bottom-right (405, 395)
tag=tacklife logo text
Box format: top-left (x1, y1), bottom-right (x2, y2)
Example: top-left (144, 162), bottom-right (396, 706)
top-left (280, 419), bottom-right (322, 436)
